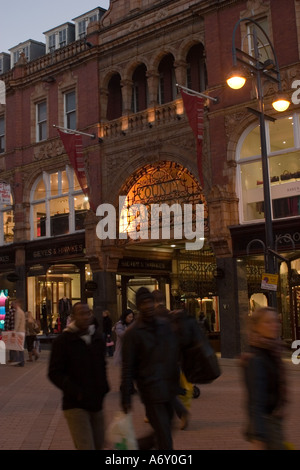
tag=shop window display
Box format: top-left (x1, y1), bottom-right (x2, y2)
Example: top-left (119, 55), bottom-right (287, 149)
top-left (0, 194), bottom-right (14, 245)
top-left (30, 166), bottom-right (89, 239)
top-left (237, 114), bottom-right (300, 223)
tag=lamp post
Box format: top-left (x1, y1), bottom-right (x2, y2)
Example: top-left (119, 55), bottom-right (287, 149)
top-left (227, 18), bottom-right (290, 307)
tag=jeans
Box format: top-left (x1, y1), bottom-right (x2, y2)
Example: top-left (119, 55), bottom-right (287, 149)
top-left (16, 350), bottom-right (25, 366)
top-left (144, 401), bottom-right (174, 450)
top-left (63, 408), bottom-right (105, 450)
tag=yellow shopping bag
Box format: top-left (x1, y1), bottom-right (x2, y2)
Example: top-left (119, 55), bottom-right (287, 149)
top-left (178, 371), bottom-right (194, 410)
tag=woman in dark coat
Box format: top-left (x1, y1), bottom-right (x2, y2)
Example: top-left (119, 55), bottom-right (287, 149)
top-left (241, 307), bottom-right (287, 450)
top-left (48, 303), bottom-right (109, 450)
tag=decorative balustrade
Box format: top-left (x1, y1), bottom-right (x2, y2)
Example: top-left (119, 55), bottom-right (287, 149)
top-left (101, 100), bottom-right (184, 139)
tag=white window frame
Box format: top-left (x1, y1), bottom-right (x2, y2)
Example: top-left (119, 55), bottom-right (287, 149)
top-left (64, 91), bottom-right (76, 130)
top-left (59, 29), bottom-right (67, 48)
top-left (30, 166), bottom-right (86, 240)
top-left (36, 101), bottom-right (47, 142)
top-left (237, 113), bottom-right (300, 224)
top-left (48, 34), bottom-right (56, 53)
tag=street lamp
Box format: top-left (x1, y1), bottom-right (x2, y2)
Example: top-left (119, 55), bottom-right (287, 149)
top-left (227, 18), bottom-right (291, 307)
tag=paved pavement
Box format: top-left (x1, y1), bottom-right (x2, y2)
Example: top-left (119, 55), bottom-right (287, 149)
top-left (0, 346), bottom-right (299, 452)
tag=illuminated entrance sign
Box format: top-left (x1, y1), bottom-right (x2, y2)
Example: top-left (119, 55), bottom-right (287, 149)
top-left (96, 197), bottom-right (205, 250)
top-left (96, 162), bottom-right (207, 250)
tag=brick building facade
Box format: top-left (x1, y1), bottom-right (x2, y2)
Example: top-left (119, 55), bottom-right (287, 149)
top-left (0, 0), bottom-right (300, 356)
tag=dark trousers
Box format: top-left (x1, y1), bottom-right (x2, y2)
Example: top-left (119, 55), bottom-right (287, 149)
top-left (143, 401), bottom-right (174, 450)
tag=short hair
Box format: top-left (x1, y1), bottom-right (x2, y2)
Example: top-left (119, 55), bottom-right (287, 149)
top-left (247, 307), bottom-right (278, 332)
top-left (152, 290), bottom-right (165, 304)
top-left (71, 302), bottom-right (89, 316)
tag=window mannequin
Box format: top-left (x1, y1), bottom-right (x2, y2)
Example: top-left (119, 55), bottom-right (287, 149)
top-left (58, 296), bottom-right (72, 332)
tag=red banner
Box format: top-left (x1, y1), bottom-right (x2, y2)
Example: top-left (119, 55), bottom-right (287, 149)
top-left (57, 129), bottom-right (95, 211)
top-left (180, 89), bottom-right (205, 186)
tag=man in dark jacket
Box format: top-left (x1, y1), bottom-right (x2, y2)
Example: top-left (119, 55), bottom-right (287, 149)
top-left (48, 302), bottom-right (109, 450)
top-left (121, 287), bottom-right (180, 450)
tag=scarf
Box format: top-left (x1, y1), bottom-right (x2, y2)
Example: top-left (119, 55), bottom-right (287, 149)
top-left (65, 321), bottom-right (96, 345)
top-left (247, 332), bottom-right (287, 415)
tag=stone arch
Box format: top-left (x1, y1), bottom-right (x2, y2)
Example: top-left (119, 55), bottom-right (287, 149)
top-left (116, 160), bottom-right (208, 247)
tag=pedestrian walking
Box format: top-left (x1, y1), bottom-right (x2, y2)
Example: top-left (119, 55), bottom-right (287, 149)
top-left (240, 307), bottom-right (287, 450)
top-left (113, 308), bottom-right (134, 366)
top-left (25, 311), bottom-right (40, 361)
top-left (152, 289), bottom-right (191, 430)
top-left (48, 302), bottom-right (110, 450)
top-left (120, 287), bottom-right (180, 450)
top-left (102, 310), bottom-right (114, 357)
top-left (13, 299), bottom-right (26, 367)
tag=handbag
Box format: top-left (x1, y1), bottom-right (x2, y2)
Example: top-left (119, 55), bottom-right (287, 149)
top-left (181, 327), bottom-right (221, 384)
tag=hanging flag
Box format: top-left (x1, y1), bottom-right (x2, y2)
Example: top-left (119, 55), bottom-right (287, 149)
top-left (57, 128), bottom-right (95, 211)
top-left (180, 89), bottom-right (205, 186)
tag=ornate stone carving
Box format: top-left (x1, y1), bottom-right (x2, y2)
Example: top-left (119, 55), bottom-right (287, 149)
top-left (33, 140), bottom-right (64, 161)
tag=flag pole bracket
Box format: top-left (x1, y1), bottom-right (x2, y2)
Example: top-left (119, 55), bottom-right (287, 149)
top-left (53, 124), bottom-right (97, 139)
top-left (176, 84), bottom-right (219, 104)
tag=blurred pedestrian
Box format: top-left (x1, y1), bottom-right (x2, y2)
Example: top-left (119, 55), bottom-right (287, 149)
top-left (48, 302), bottom-right (110, 450)
top-left (152, 289), bottom-right (191, 430)
top-left (25, 311), bottom-right (40, 361)
top-left (102, 310), bottom-right (114, 357)
top-left (199, 311), bottom-right (210, 334)
top-left (240, 307), bottom-right (287, 450)
top-left (113, 308), bottom-right (134, 366)
top-left (13, 299), bottom-right (26, 367)
top-left (121, 287), bottom-right (179, 450)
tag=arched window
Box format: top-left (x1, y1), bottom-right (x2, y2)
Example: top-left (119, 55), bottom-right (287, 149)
top-left (237, 113), bottom-right (300, 223)
top-left (30, 166), bottom-right (89, 239)
top-left (186, 43), bottom-right (207, 92)
top-left (107, 74), bottom-right (122, 120)
top-left (0, 193), bottom-right (14, 245)
top-left (131, 64), bottom-right (148, 113)
top-left (158, 54), bottom-right (176, 105)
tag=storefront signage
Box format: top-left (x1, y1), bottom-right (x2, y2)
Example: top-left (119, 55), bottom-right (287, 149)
top-left (261, 273), bottom-right (278, 291)
top-left (0, 183), bottom-right (10, 204)
top-left (6, 273), bottom-right (20, 282)
top-left (118, 258), bottom-right (172, 272)
top-left (26, 238), bottom-right (85, 264)
top-left (231, 220), bottom-right (300, 256)
top-left (0, 249), bottom-right (14, 268)
top-left (85, 281), bottom-right (98, 291)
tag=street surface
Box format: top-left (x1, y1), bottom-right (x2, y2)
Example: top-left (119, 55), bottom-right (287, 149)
top-left (0, 347), bottom-right (299, 452)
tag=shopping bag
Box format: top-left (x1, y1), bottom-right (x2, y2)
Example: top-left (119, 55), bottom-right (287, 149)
top-left (107, 411), bottom-right (138, 450)
top-left (1, 331), bottom-right (25, 351)
top-left (178, 371), bottom-right (194, 410)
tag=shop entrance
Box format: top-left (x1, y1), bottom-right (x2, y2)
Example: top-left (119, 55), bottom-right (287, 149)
top-left (27, 263), bottom-right (87, 333)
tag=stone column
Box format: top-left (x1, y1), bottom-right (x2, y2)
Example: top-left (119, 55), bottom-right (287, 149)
top-left (99, 87), bottom-right (109, 121)
top-left (146, 70), bottom-right (159, 107)
top-left (15, 245), bottom-right (27, 308)
top-left (216, 257), bottom-right (247, 358)
top-left (92, 271), bottom-right (118, 328)
top-left (174, 60), bottom-right (187, 96)
top-left (120, 79), bottom-right (133, 115)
